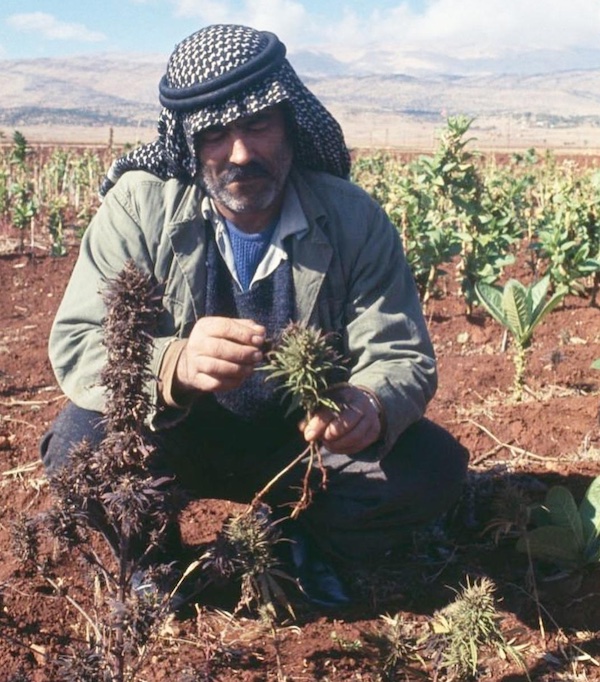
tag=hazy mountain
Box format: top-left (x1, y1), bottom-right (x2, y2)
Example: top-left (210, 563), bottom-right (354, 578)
top-left (1, 48), bottom-right (599, 146)
top-left (296, 45), bottom-right (600, 78)
top-left (0, 54), bottom-right (165, 128)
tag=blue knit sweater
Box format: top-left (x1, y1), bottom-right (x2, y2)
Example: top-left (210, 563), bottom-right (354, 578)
top-left (225, 219), bottom-right (278, 291)
top-left (205, 228), bottom-right (294, 420)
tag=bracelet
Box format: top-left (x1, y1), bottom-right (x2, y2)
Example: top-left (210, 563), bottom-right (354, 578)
top-left (358, 388), bottom-right (385, 437)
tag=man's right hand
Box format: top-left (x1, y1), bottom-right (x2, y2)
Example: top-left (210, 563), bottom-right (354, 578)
top-left (174, 317), bottom-right (266, 397)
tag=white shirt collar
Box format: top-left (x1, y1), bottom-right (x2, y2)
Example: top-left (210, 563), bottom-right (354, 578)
top-left (201, 182), bottom-right (308, 290)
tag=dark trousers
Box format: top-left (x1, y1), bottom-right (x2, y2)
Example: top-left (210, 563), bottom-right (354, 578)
top-left (40, 400), bottom-right (469, 562)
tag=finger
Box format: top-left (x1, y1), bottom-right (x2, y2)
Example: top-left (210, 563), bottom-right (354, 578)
top-left (324, 404), bottom-right (364, 440)
top-left (200, 336), bottom-right (263, 366)
top-left (199, 317), bottom-right (265, 347)
top-left (324, 414), bottom-right (378, 454)
top-left (190, 357), bottom-right (255, 392)
top-left (302, 408), bottom-right (337, 442)
top-left (194, 354), bottom-right (257, 379)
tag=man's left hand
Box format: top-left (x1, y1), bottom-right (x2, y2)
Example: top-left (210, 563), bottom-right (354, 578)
top-left (301, 384), bottom-right (382, 455)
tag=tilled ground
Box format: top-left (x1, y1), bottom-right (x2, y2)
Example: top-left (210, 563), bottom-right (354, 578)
top-left (1, 245), bottom-right (599, 681)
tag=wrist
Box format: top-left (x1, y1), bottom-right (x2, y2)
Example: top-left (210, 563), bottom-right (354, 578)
top-left (165, 340), bottom-right (194, 407)
top-left (356, 386), bottom-right (385, 439)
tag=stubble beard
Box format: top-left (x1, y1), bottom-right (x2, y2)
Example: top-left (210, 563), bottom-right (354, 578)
top-left (200, 149), bottom-right (293, 215)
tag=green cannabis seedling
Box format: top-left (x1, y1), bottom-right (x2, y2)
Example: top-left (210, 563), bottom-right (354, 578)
top-left (197, 503), bottom-right (294, 620)
top-left (427, 577), bottom-right (527, 681)
top-left (483, 482), bottom-right (532, 545)
top-left (362, 612), bottom-right (422, 681)
top-left (256, 322), bottom-right (347, 518)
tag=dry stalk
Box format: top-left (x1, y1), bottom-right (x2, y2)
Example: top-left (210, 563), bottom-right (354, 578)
top-left (466, 418), bottom-right (560, 463)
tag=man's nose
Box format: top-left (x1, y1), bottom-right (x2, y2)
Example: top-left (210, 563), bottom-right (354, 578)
top-left (229, 133), bottom-right (253, 165)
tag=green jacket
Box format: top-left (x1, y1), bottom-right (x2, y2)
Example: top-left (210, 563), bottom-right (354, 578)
top-left (49, 167), bottom-right (437, 460)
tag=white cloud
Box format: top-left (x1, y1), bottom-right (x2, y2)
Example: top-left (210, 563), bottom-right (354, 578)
top-left (169, 0), bottom-right (600, 61)
top-left (399, 0), bottom-right (600, 52)
top-left (329, 0), bottom-right (600, 51)
top-left (6, 13), bottom-right (107, 43)
top-left (171, 0), bottom-right (316, 49)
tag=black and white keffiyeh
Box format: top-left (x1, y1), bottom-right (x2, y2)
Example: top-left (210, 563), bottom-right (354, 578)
top-left (100, 24), bottom-right (350, 197)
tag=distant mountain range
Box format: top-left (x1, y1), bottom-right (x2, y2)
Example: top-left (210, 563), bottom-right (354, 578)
top-left (2, 48), bottom-right (600, 148)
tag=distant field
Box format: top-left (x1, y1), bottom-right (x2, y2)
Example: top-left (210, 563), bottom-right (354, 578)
top-left (5, 112), bottom-right (600, 156)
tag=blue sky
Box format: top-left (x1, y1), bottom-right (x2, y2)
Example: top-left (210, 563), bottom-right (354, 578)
top-left (1, 0), bottom-right (600, 62)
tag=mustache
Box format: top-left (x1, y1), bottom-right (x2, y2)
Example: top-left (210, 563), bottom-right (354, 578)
top-left (222, 162), bottom-right (271, 183)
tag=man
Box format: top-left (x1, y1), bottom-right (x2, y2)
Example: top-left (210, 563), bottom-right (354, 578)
top-left (41, 24), bottom-right (469, 609)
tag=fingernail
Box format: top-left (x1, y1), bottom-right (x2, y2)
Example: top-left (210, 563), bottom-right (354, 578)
top-left (253, 351), bottom-right (263, 362)
top-left (252, 335), bottom-right (265, 345)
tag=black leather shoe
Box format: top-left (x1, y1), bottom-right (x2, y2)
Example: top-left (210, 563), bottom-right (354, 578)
top-left (288, 531), bottom-right (351, 609)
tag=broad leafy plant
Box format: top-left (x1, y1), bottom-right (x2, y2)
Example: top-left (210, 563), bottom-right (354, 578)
top-left (475, 275), bottom-right (567, 400)
top-left (356, 117), bottom-right (521, 312)
top-left (517, 475), bottom-right (600, 571)
top-left (529, 163), bottom-right (600, 299)
top-left (7, 132), bottom-right (38, 252)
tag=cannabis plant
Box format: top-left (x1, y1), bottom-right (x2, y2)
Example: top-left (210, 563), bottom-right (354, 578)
top-left (483, 482), bottom-right (532, 545)
top-left (9, 513), bottom-right (41, 577)
top-left (47, 260), bottom-right (176, 681)
top-left (475, 275), bottom-right (567, 400)
top-left (47, 195), bottom-right (69, 257)
top-left (257, 322), bottom-right (348, 518)
top-left (362, 612), bottom-right (422, 681)
top-left (197, 504), bottom-right (294, 620)
top-left (7, 132), bottom-right (38, 253)
top-left (517, 475), bottom-right (600, 572)
top-left (426, 577), bottom-right (527, 681)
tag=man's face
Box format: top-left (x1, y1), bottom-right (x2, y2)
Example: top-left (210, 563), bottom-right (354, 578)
top-left (195, 105), bottom-right (293, 220)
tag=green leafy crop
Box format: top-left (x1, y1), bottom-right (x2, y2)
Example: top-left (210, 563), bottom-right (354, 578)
top-left (475, 275), bottom-right (567, 399)
top-left (517, 476), bottom-right (600, 571)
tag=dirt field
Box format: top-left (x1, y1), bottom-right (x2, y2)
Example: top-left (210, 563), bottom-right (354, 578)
top-left (0, 225), bottom-right (599, 679)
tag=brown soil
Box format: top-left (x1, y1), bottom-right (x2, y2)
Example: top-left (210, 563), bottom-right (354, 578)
top-left (1, 241), bottom-right (599, 681)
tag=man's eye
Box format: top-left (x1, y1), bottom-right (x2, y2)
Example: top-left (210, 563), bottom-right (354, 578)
top-left (249, 120), bottom-right (268, 130)
top-left (201, 127), bottom-right (226, 143)
top-left (245, 117), bottom-right (270, 132)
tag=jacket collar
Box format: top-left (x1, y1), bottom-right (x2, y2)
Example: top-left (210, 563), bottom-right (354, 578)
top-left (288, 168), bottom-right (333, 325)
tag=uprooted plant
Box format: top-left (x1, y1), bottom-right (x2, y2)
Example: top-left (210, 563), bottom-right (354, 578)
top-left (181, 327), bottom-right (348, 640)
top-left (41, 260), bottom-right (179, 681)
top-left (182, 324), bottom-right (348, 631)
top-left (253, 322), bottom-right (348, 519)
